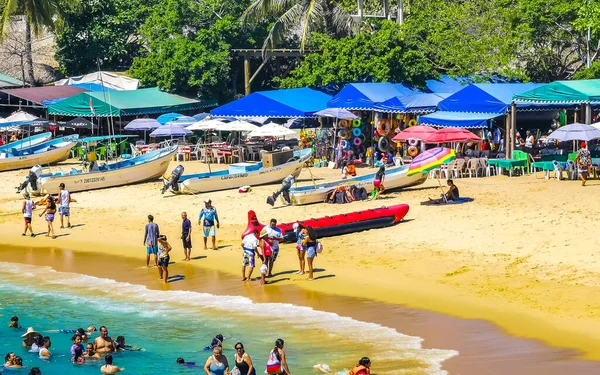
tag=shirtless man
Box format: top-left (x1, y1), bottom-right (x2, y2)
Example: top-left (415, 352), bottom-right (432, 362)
top-left (93, 326), bottom-right (116, 353)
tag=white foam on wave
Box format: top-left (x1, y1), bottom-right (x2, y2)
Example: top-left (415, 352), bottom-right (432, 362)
top-left (0, 262), bottom-right (458, 373)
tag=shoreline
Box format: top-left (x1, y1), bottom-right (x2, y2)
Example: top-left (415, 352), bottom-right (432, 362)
top-left (2, 244), bottom-right (600, 374)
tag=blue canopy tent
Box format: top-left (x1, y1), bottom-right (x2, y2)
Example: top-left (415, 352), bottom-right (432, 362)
top-left (426, 76), bottom-right (468, 94)
top-left (419, 111), bottom-right (503, 128)
top-left (156, 113), bottom-right (183, 125)
top-left (374, 93), bottom-right (451, 113)
top-left (327, 83), bottom-right (421, 110)
top-left (210, 88), bottom-right (332, 118)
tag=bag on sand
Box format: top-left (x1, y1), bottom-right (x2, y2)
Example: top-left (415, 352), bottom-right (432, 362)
top-left (316, 241), bottom-right (323, 254)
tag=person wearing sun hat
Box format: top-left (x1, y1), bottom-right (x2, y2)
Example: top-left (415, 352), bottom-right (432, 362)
top-left (575, 141), bottom-right (592, 186)
top-left (21, 327), bottom-right (40, 348)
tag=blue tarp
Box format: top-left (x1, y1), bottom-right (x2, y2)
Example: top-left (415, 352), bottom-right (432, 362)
top-left (374, 93), bottom-right (451, 113)
top-left (438, 83), bottom-right (545, 113)
top-left (327, 83), bottom-right (421, 110)
top-left (70, 83), bottom-right (116, 92)
top-left (419, 111), bottom-right (503, 129)
top-left (426, 76), bottom-right (468, 94)
top-left (211, 88), bottom-right (332, 118)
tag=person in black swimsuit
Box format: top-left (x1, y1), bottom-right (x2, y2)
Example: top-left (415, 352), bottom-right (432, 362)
top-left (234, 342), bottom-right (255, 375)
top-left (445, 179), bottom-right (459, 201)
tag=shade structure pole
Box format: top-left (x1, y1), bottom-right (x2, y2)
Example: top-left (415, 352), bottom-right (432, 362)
top-left (586, 103), bottom-right (592, 124)
top-left (244, 57), bottom-right (251, 95)
top-left (504, 113), bottom-right (510, 154)
top-left (510, 102), bottom-right (516, 159)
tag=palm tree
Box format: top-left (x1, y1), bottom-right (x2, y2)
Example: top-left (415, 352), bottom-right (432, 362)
top-left (242, 0), bottom-right (357, 52)
top-left (0, 0), bottom-right (62, 86)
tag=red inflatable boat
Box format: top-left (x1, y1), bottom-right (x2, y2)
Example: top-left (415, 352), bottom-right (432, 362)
top-left (241, 204), bottom-right (409, 242)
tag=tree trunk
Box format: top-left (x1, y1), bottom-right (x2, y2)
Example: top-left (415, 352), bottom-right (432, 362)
top-left (24, 20), bottom-right (35, 86)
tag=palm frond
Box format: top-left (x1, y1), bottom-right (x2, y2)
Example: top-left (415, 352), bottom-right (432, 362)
top-left (0, 0), bottom-right (19, 40)
top-left (242, 0), bottom-right (298, 26)
top-left (331, 4), bottom-right (360, 36)
top-left (300, 0), bottom-right (325, 51)
top-left (262, 3), bottom-right (304, 53)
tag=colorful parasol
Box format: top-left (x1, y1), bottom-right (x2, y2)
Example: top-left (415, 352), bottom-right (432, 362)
top-left (407, 147), bottom-right (456, 176)
top-left (425, 128), bottom-right (482, 143)
top-left (392, 125), bottom-right (437, 142)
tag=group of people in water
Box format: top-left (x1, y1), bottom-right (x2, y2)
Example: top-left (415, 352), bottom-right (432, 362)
top-left (6, 317), bottom-right (138, 374)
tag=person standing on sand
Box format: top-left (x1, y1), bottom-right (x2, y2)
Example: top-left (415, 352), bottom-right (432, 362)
top-left (294, 223), bottom-right (306, 275)
top-left (198, 199), bottom-right (219, 250)
top-left (143, 215), bottom-right (160, 267)
top-left (22, 192), bottom-right (35, 237)
top-left (181, 212), bottom-right (192, 261)
top-left (58, 183), bottom-right (76, 229)
top-left (93, 326), bottom-right (116, 353)
top-left (38, 195), bottom-right (57, 239)
top-left (265, 218), bottom-right (283, 277)
top-left (373, 166), bottom-right (385, 199)
top-left (242, 229), bottom-right (259, 281)
top-left (303, 226), bottom-right (318, 281)
top-left (575, 141), bottom-right (592, 186)
top-left (157, 235), bottom-right (172, 283)
top-left (258, 230), bottom-right (272, 285)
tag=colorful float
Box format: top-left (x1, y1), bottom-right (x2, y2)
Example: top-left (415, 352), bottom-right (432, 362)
top-left (241, 204), bottom-right (410, 242)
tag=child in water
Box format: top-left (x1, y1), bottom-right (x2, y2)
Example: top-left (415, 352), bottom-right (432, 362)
top-left (8, 316), bottom-right (20, 328)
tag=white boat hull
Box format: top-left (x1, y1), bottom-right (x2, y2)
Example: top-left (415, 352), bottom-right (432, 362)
top-left (291, 168), bottom-right (427, 205)
top-left (0, 142), bottom-right (76, 172)
top-left (33, 147), bottom-right (176, 195)
top-left (173, 157), bottom-right (310, 195)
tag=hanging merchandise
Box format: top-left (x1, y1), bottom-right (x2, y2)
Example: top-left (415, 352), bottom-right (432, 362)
top-left (352, 119), bottom-right (361, 127)
top-left (408, 138), bottom-right (418, 146)
top-left (338, 129), bottom-right (351, 140)
top-left (407, 146), bottom-right (419, 157)
top-left (352, 127), bottom-right (362, 137)
top-left (353, 137), bottom-right (362, 146)
top-left (340, 120), bottom-right (351, 128)
top-left (378, 137), bottom-right (390, 153)
top-left (408, 119), bottom-right (417, 127)
top-left (376, 119), bottom-right (391, 136)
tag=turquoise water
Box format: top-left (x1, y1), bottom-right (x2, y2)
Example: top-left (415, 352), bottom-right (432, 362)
top-left (0, 262), bottom-right (456, 374)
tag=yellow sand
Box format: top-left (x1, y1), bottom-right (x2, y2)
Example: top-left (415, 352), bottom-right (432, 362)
top-left (0, 159), bottom-right (599, 360)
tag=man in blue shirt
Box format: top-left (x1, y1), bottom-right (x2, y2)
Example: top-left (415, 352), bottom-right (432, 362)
top-left (198, 199), bottom-right (219, 250)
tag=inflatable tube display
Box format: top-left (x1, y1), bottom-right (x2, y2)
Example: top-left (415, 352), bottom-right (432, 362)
top-left (377, 119), bottom-right (391, 136)
top-left (408, 139), bottom-right (418, 146)
top-left (338, 129), bottom-right (351, 140)
top-left (352, 119), bottom-right (361, 128)
top-left (407, 146), bottom-right (419, 157)
top-left (340, 140), bottom-right (349, 149)
top-left (241, 205), bottom-right (410, 242)
top-left (352, 127), bottom-right (362, 137)
top-left (408, 119), bottom-right (417, 127)
top-left (353, 137), bottom-right (362, 146)
top-left (340, 120), bottom-right (351, 128)
top-left (378, 137), bottom-right (390, 153)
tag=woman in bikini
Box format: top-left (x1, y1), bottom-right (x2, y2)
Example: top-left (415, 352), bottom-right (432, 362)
top-left (38, 195), bottom-right (57, 238)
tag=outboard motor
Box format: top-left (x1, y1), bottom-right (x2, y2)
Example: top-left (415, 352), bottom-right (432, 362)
top-left (16, 165), bottom-right (42, 193)
top-left (162, 165), bottom-right (184, 194)
top-left (266, 174), bottom-right (295, 206)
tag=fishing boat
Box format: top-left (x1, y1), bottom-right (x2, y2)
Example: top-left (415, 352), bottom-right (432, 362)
top-left (290, 164), bottom-right (427, 205)
top-left (0, 135), bottom-right (78, 172)
top-left (27, 145), bottom-right (177, 195)
top-left (0, 132), bottom-right (52, 153)
top-left (164, 148), bottom-right (312, 194)
top-left (241, 204), bottom-right (410, 242)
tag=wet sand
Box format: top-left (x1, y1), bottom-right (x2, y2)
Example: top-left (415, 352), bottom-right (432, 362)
top-left (2, 245), bottom-right (599, 375)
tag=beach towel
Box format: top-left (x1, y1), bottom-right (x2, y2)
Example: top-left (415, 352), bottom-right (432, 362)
top-left (420, 197), bottom-right (474, 206)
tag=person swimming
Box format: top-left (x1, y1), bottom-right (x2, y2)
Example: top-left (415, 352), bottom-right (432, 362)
top-left (176, 357), bottom-right (197, 367)
top-left (204, 334), bottom-right (224, 350)
top-left (8, 316), bottom-right (21, 329)
top-left (115, 336), bottom-right (143, 351)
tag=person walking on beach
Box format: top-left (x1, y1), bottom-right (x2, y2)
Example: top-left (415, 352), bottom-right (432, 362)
top-left (198, 199), bottom-right (219, 250)
top-left (100, 354), bottom-right (124, 374)
top-left (157, 235), bottom-right (172, 283)
top-left (94, 326), bottom-right (116, 353)
top-left (575, 141), bottom-right (593, 186)
top-left (373, 165), bottom-right (385, 199)
top-left (265, 218), bottom-right (283, 277)
top-left (233, 342), bottom-right (255, 375)
top-left (294, 223), bottom-right (306, 275)
top-left (22, 192), bottom-right (35, 237)
top-left (303, 226), bottom-right (318, 281)
top-left (38, 195), bottom-right (57, 239)
top-left (58, 183), bottom-right (76, 229)
top-left (204, 346), bottom-right (229, 375)
top-left (181, 212), bottom-right (192, 261)
top-left (143, 215), bottom-right (160, 267)
top-left (242, 229), bottom-right (259, 281)
top-left (266, 339), bottom-right (291, 375)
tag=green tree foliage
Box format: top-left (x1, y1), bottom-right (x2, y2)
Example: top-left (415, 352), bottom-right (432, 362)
top-left (279, 21), bottom-right (437, 89)
top-left (55, 0), bottom-right (159, 76)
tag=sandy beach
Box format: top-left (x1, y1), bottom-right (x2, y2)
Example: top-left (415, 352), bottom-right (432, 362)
top-left (1, 159), bottom-right (600, 373)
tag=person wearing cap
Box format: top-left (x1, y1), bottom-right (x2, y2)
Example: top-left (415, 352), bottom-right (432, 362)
top-left (575, 141), bottom-right (593, 186)
top-left (144, 215), bottom-right (160, 267)
top-left (58, 183), bottom-right (76, 229)
top-left (264, 218), bottom-right (283, 277)
top-left (241, 229), bottom-right (259, 281)
top-left (258, 229), bottom-right (272, 285)
top-left (21, 192), bottom-right (36, 237)
top-left (198, 199), bottom-right (219, 250)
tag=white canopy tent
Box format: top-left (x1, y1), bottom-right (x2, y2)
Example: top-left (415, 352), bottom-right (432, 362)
top-left (55, 71), bottom-right (139, 91)
top-left (249, 123), bottom-right (297, 138)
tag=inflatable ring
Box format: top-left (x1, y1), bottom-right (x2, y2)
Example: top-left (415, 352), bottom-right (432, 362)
top-left (407, 146), bottom-right (419, 157)
top-left (352, 119), bottom-right (361, 127)
top-left (408, 119), bottom-right (417, 127)
top-left (391, 119), bottom-right (399, 129)
top-left (340, 140), bottom-right (348, 149)
top-left (353, 137), bottom-right (362, 146)
top-left (377, 119), bottom-right (391, 136)
top-left (408, 138), bottom-right (418, 146)
top-left (378, 137), bottom-right (390, 153)
top-left (352, 127), bottom-right (362, 137)
top-left (338, 129), bottom-right (351, 140)
top-left (340, 120), bottom-right (351, 128)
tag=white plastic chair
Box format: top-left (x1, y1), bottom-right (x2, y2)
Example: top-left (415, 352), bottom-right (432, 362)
top-left (211, 148), bottom-right (225, 164)
top-left (452, 159), bottom-right (466, 178)
top-left (231, 147), bottom-right (242, 163)
top-left (465, 158), bottom-right (481, 178)
top-left (480, 157), bottom-right (495, 177)
top-left (189, 144), bottom-right (201, 160)
top-left (439, 160), bottom-right (456, 179)
top-left (130, 144), bottom-right (140, 157)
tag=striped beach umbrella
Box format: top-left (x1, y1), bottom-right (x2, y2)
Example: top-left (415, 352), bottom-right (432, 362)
top-left (407, 147), bottom-right (456, 176)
